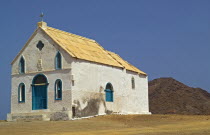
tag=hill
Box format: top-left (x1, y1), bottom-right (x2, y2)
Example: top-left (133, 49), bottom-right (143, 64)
top-left (149, 77), bottom-right (210, 115)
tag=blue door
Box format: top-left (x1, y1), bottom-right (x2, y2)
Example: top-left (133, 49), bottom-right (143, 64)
top-left (32, 85), bottom-right (47, 110)
top-left (105, 89), bottom-right (113, 102)
top-left (32, 74), bottom-right (48, 110)
top-left (105, 83), bottom-right (114, 102)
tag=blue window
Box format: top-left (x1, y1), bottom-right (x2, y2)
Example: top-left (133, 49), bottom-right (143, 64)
top-left (55, 79), bottom-right (62, 100)
top-left (18, 83), bottom-right (25, 103)
top-left (19, 57), bottom-right (25, 74)
top-left (105, 83), bottom-right (113, 102)
top-left (55, 52), bottom-right (62, 69)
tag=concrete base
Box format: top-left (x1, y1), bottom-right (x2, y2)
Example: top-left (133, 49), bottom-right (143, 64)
top-left (7, 111), bottom-right (72, 122)
top-left (7, 111), bottom-right (151, 122)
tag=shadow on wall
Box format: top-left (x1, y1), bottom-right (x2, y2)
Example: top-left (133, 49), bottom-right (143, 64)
top-left (73, 87), bottom-right (112, 117)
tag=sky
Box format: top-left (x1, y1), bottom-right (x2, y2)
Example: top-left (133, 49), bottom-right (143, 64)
top-left (0, 0), bottom-right (210, 120)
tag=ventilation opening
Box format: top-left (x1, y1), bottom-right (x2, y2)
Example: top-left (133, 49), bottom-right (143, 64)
top-left (36, 41), bottom-right (44, 51)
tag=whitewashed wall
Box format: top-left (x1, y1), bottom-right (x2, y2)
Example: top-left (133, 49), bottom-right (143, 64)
top-left (71, 59), bottom-right (150, 117)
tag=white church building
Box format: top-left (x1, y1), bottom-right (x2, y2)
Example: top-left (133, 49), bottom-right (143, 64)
top-left (7, 21), bottom-right (150, 121)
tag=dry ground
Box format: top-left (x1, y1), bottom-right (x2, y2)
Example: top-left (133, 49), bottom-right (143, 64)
top-left (0, 115), bottom-right (210, 135)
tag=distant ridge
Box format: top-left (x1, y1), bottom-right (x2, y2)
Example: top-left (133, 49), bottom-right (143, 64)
top-left (149, 77), bottom-right (210, 115)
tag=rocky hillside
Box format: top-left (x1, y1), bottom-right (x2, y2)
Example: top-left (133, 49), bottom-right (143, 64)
top-left (149, 78), bottom-right (210, 115)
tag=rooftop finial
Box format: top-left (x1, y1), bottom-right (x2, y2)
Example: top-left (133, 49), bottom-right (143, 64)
top-left (40, 12), bottom-right (44, 22)
top-left (37, 13), bottom-right (47, 29)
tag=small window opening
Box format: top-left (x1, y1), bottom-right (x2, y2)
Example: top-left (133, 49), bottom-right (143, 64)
top-left (55, 52), bottom-right (62, 69)
top-left (36, 41), bottom-right (44, 51)
top-left (19, 57), bottom-right (25, 74)
top-left (132, 77), bottom-right (135, 89)
top-left (18, 83), bottom-right (25, 103)
top-left (55, 80), bottom-right (62, 100)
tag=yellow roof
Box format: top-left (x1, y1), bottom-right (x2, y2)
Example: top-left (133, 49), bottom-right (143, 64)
top-left (40, 23), bottom-right (146, 75)
top-left (107, 51), bottom-right (147, 75)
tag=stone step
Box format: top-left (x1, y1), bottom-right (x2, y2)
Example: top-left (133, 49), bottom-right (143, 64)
top-left (7, 111), bottom-right (72, 122)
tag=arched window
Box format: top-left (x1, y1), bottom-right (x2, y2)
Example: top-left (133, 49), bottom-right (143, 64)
top-left (55, 79), bottom-right (62, 100)
top-left (55, 52), bottom-right (62, 69)
top-left (105, 83), bottom-right (113, 102)
top-left (18, 83), bottom-right (25, 103)
top-left (132, 77), bottom-right (135, 89)
top-left (19, 57), bottom-right (25, 74)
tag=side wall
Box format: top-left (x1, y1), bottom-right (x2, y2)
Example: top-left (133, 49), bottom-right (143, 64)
top-left (71, 59), bottom-right (150, 117)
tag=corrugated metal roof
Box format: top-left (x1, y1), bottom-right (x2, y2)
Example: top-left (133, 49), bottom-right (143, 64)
top-left (41, 25), bottom-right (146, 75)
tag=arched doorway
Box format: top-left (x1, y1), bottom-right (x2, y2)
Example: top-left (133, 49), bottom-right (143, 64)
top-left (32, 74), bottom-right (48, 110)
top-left (105, 83), bottom-right (114, 102)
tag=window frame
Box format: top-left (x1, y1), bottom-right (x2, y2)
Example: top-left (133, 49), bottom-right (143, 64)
top-left (105, 83), bottom-right (114, 102)
top-left (19, 56), bottom-right (25, 74)
top-left (18, 83), bottom-right (25, 103)
top-left (55, 51), bottom-right (62, 70)
top-left (132, 77), bottom-right (135, 89)
top-left (55, 79), bottom-right (62, 100)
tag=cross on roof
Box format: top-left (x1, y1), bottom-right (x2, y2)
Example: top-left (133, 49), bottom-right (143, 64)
top-left (40, 13), bottom-right (44, 22)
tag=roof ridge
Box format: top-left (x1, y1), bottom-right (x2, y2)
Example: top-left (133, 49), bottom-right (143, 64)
top-left (47, 26), bottom-right (96, 43)
top-left (41, 27), bottom-right (77, 57)
top-left (106, 51), bottom-right (125, 68)
top-left (107, 51), bottom-right (146, 75)
top-left (112, 52), bottom-right (135, 68)
top-left (94, 43), bottom-right (124, 68)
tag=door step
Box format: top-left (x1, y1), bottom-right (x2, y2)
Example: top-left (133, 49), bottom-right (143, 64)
top-left (7, 111), bottom-right (72, 122)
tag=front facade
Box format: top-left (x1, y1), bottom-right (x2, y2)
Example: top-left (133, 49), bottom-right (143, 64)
top-left (7, 22), bottom-right (150, 121)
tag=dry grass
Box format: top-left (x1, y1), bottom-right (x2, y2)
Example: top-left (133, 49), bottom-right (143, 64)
top-left (0, 115), bottom-right (210, 135)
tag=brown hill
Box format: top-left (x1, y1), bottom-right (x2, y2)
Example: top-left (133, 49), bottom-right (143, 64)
top-left (149, 77), bottom-right (210, 115)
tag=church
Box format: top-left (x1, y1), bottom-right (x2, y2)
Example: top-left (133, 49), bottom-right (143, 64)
top-left (7, 21), bottom-right (151, 121)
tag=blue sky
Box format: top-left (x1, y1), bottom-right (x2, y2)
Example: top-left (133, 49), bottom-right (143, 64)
top-left (0, 0), bottom-right (210, 120)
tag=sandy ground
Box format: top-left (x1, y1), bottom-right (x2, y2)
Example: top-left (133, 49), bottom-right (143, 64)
top-left (0, 115), bottom-right (210, 135)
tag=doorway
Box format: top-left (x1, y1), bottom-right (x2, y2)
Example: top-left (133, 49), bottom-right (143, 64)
top-left (32, 74), bottom-right (48, 110)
